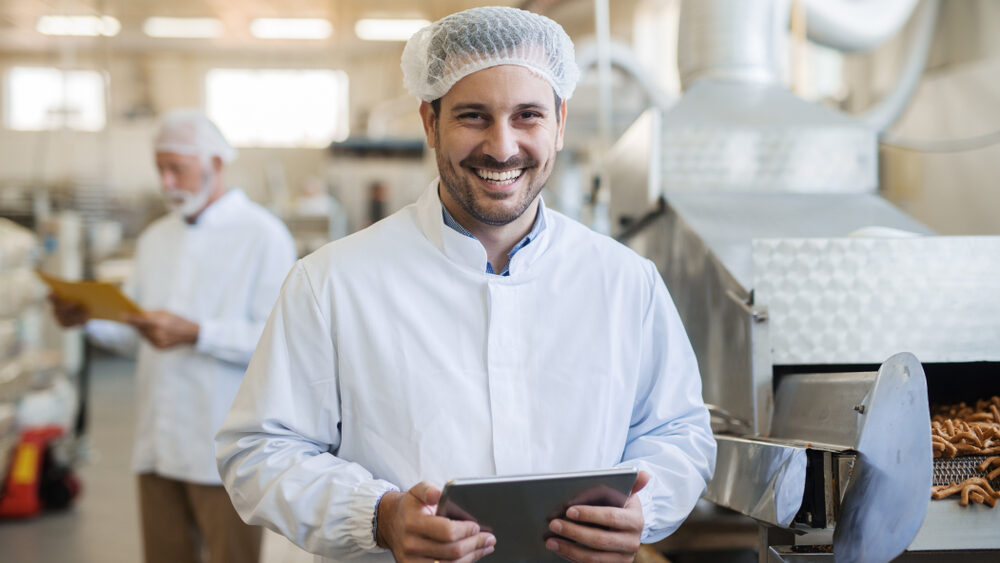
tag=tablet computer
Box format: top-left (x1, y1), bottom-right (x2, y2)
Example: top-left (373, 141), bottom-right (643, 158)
top-left (436, 467), bottom-right (637, 563)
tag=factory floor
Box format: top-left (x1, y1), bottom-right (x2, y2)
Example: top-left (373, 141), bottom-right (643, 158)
top-left (0, 352), bottom-right (142, 562)
top-left (0, 350), bottom-right (313, 563)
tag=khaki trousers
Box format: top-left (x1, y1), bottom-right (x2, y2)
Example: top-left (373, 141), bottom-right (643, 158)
top-left (138, 472), bottom-right (262, 563)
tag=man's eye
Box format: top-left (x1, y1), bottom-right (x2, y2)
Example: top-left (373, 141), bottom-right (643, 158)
top-left (519, 111), bottom-right (542, 120)
top-left (459, 113), bottom-right (484, 120)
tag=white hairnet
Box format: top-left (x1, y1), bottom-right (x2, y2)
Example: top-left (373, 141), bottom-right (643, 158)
top-left (401, 6), bottom-right (579, 102)
top-left (153, 109), bottom-right (238, 164)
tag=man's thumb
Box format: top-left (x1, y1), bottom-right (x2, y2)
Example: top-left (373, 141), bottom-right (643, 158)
top-left (631, 470), bottom-right (651, 496)
top-left (408, 481), bottom-right (442, 506)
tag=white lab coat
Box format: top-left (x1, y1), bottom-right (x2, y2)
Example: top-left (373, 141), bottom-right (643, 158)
top-left (87, 189), bottom-right (297, 484)
top-left (216, 180), bottom-right (716, 561)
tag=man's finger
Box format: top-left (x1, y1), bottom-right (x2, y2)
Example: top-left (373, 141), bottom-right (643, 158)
top-left (404, 531), bottom-right (495, 561)
top-left (125, 314), bottom-right (150, 327)
top-left (546, 534), bottom-right (633, 563)
top-left (631, 470), bottom-right (651, 496)
top-left (546, 536), bottom-right (593, 562)
top-left (549, 517), bottom-right (638, 554)
top-left (562, 504), bottom-right (641, 532)
top-left (415, 514), bottom-right (482, 544)
top-left (408, 480), bottom-right (443, 506)
top-left (455, 539), bottom-right (497, 563)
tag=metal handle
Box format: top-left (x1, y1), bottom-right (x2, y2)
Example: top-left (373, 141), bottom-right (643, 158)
top-left (726, 289), bottom-right (768, 322)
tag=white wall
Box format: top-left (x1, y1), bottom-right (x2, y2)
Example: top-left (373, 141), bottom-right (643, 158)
top-left (881, 57), bottom-right (1000, 235)
top-left (842, 0), bottom-right (1000, 235)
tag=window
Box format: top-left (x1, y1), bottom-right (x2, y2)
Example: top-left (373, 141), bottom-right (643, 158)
top-left (5, 67), bottom-right (106, 131)
top-left (206, 69), bottom-right (349, 148)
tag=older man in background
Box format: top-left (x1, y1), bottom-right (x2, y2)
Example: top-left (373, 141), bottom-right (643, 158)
top-left (50, 109), bottom-right (297, 563)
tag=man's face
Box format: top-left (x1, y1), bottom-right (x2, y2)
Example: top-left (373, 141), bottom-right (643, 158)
top-left (155, 151), bottom-right (221, 218)
top-left (155, 152), bottom-right (206, 199)
top-left (420, 64), bottom-right (566, 229)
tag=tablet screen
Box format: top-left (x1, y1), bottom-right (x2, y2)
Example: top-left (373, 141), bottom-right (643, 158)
top-left (436, 467), bottom-right (637, 562)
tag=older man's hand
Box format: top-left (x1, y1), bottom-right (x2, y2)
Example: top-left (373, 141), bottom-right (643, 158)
top-left (377, 482), bottom-right (496, 563)
top-left (545, 470), bottom-right (651, 563)
top-left (48, 292), bottom-right (89, 327)
top-left (126, 310), bottom-right (199, 349)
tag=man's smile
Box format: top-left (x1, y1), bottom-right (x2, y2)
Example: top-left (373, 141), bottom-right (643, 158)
top-left (473, 167), bottom-right (524, 186)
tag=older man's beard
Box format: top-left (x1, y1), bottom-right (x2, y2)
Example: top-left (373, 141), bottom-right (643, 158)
top-left (163, 168), bottom-right (214, 218)
top-left (435, 137), bottom-right (553, 227)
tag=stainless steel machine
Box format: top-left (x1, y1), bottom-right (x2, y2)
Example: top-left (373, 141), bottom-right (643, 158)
top-left (596, 1), bottom-right (1000, 559)
top-left (609, 109), bottom-right (1000, 560)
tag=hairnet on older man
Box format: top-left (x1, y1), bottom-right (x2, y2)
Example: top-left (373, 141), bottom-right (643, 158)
top-left (400, 6), bottom-right (580, 102)
top-left (153, 109), bottom-right (238, 164)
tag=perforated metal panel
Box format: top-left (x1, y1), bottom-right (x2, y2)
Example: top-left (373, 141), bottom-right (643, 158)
top-left (752, 236), bottom-right (1000, 365)
top-left (659, 81), bottom-right (877, 194)
top-left (661, 126), bottom-right (875, 193)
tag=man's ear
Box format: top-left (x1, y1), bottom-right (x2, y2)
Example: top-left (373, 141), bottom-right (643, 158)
top-left (211, 155), bottom-right (224, 174)
top-left (555, 99), bottom-right (567, 151)
top-left (418, 101), bottom-right (437, 149)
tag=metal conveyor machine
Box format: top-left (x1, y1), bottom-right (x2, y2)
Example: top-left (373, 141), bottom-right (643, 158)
top-left (609, 110), bottom-right (1000, 561)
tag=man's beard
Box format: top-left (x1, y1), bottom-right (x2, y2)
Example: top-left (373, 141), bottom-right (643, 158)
top-left (163, 169), bottom-right (214, 218)
top-left (436, 134), bottom-right (552, 227)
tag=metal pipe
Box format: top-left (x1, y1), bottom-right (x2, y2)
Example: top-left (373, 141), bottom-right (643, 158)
top-left (859, 0), bottom-right (940, 134)
top-left (594, 0), bottom-right (612, 148)
top-left (803, 0), bottom-right (919, 52)
top-left (677, 0), bottom-right (786, 88)
top-left (574, 39), bottom-right (675, 111)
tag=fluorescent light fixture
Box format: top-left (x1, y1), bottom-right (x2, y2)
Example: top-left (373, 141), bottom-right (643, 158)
top-left (355, 18), bottom-right (430, 41)
top-left (250, 18), bottom-right (332, 39)
top-left (36, 15), bottom-right (121, 37)
top-left (143, 17), bottom-right (223, 38)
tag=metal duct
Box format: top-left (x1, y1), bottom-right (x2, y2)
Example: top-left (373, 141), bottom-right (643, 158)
top-left (803, 0), bottom-right (919, 52)
top-left (803, 0), bottom-right (939, 133)
top-left (677, 0), bottom-right (789, 88)
top-left (664, 0), bottom-right (882, 193)
top-left (859, 0), bottom-right (940, 133)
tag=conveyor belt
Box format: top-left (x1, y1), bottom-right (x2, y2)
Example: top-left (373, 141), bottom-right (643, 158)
top-left (933, 454), bottom-right (1000, 488)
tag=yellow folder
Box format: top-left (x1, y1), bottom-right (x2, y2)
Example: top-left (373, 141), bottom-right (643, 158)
top-left (35, 269), bottom-right (143, 322)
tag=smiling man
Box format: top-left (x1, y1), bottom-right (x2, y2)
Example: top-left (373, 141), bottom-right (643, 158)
top-left (216, 7), bottom-right (716, 563)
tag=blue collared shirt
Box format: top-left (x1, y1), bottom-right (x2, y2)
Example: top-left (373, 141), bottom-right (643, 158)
top-left (442, 199), bottom-right (547, 276)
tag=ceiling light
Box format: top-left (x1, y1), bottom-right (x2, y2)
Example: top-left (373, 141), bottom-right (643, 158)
top-left (250, 18), bottom-right (332, 40)
top-left (36, 15), bottom-right (121, 37)
top-left (355, 18), bottom-right (429, 41)
top-left (143, 17), bottom-right (223, 39)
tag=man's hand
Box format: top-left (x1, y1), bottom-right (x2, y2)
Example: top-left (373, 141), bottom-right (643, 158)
top-left (377, 481), bottom-right (496, 562)
top-left (48, 292), bottom-right (89, 327)
top-left (545, 470), bottom-right (651, 563)
top-left (125, 310), bottom-right (199, 349)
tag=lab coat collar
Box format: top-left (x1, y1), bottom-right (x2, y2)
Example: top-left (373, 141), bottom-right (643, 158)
top-left (186, 188), bottom-right (247, 227)
top-left (415, 179), bottom-right (552, 277)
